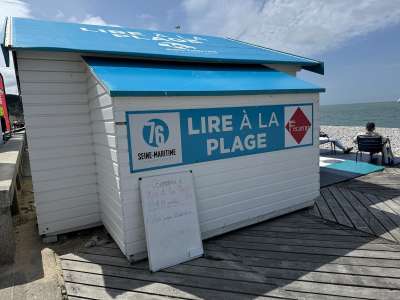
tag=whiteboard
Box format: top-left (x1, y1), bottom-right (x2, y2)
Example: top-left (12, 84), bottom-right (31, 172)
top-left (140, 171), bottom-right (203, 272)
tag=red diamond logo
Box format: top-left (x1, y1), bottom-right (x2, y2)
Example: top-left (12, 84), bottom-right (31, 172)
top-left (285, 107), bottom-right (311, 144)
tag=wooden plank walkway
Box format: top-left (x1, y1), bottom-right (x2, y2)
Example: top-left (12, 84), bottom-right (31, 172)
top-left (312, 165), bottom-right (400, 243)
top-left (61, 213), bottom-right (400, 299)
top-left (60, 164), bottom-right (400, 300)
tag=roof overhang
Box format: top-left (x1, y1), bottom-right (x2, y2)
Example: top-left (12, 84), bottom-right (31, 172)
top-left (84, 57), bottom-right (325, 97)
top-left (4, 17), bottom-right (324, 75)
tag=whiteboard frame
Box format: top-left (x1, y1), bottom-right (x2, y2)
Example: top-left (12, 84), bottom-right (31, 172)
top-left (139, 170), bottom-right (203, 272)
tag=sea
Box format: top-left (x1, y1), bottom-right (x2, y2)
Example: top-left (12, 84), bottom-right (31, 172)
top-left (320, 101), bottom-right (400, 128)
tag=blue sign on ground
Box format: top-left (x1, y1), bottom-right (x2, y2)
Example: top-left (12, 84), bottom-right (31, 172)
top-left (126, 104), bottom-right (313, 173)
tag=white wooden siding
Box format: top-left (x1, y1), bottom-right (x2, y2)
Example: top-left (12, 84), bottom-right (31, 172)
top-left (16, 51), bottom-right (100, 235)
top-left (14, 49), bottom-right (319, 261)
top-left (87, 75), bottom-right (125, 253)
top-left (112, 93), bottom-right (320, 257)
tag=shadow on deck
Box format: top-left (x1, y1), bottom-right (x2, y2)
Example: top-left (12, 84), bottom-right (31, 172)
top-left (60, 213), bottom-right (400, 299)
top-left (60, 163), bottom-right (400, 300)
top-left (314, 164), bottom-right (400, 244)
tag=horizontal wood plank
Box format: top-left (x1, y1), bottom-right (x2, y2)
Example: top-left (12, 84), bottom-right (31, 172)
top-left (60, 163), bottom-right (400, 300)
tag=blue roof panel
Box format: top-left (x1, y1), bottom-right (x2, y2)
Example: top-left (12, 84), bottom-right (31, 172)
top-left (8, 18), bottom-right (323, 74)
top-left (84, 57), bottom-right (325, 97)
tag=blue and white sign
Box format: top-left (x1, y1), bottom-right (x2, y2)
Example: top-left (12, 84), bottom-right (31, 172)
top-left (127, 104), bottom-right (313, 173)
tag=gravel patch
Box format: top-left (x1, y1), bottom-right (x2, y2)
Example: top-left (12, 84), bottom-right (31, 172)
top-left (320, 125), bottom-right (400, 156)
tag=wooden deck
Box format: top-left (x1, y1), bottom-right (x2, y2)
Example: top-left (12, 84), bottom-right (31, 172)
top-left (313, 165), bottom-right (400, 243)
top-left (60, 165), bottom-right (400, 300)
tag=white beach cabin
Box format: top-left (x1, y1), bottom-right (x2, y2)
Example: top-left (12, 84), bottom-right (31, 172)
top-left (1, 17), bottom-right (324, 260)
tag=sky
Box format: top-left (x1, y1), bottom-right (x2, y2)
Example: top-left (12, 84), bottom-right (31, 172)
top-left (0, 0), bottom-right (400, 105)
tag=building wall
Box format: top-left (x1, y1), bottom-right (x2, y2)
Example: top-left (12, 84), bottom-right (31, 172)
top-left (87, 74), bottom-right (125, 253)
top-left (264, 64), bottom-right (301, 76)
top-left (112, 93), bottom-right (320, 258)
top-left (15, 49), bottom-right (320, 259)
top-left (16, 51), bottom-right (100, 235)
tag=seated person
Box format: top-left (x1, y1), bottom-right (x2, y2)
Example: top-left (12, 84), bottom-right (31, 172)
top-left (354, 122), bottom-right (394, 165)
top-left (320, 131), bottom-right (353, 154)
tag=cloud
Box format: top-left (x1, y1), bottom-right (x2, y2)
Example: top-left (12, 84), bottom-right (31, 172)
top-left (136, 13), bottom-right (159, 30)
top-left (68, 12), bottom-right (160, 30)
top-left (0, 0), bottom-right (32, 94)
top-left (71, 13), bottom-right (159, 30)
top-left (55, 10), bottom-right (65, 20)
top-left (182, 0), bottom-right (400, 56)
top-left (0, 0), bottom-right (32, 19)
top-left (68, 14), bottom-right (121, 27)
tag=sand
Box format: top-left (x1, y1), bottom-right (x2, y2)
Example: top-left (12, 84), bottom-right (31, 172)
top-left (320, 125), bottom-right (400, 156)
